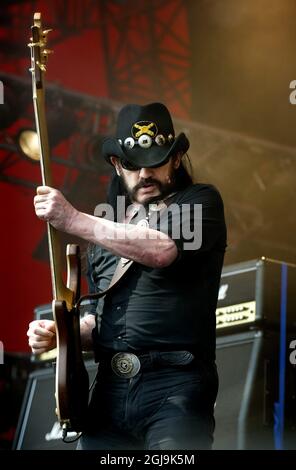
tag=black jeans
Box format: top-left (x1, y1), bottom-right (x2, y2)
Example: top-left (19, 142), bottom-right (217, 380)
top-left (77, 351), bottom-right (218, 450)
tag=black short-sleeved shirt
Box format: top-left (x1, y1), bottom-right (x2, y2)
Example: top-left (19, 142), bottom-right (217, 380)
top-left (87, 183), bottom-right (227, 362)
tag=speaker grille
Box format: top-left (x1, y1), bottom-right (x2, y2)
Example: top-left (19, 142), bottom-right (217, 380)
top-left (13, 362), bottom-right (97, 450)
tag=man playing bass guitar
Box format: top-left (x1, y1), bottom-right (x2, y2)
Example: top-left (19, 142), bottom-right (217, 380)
top-left (27, 102), bottom-right (226, 450)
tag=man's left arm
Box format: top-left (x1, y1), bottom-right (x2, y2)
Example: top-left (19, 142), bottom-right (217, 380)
top-left (34, 186), bottom-right (178, 268)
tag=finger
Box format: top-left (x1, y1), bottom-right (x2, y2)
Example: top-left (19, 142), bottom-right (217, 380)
top-left (28, 327), bottom-right (55, 338)
top-left (35, 207), bottom-right (49, 217)
top-left (37, 327), bottom-right (55, 337)
top-left (31, 346), bottom-right (49, 355)
top-left (29, 320), bottom-right (43, 329)
top-left (35, 204), bottom-right (48, 211)
top-left (41, 321), bottom-right (56, 333)
top-left (29, 338), bottom-right (52, 349)
top-left (31, 328), bottom-right (55, 338)
top-left (28, 334), bottom-right (49, 344)
top-left (34, 197), bottom-right (51, 206)
top-left (35, 208), bottom-right (50, 220)
top-left (34, 195), bottom-right (49, 205)
top-left (37, 186), bottom-right (53, 195)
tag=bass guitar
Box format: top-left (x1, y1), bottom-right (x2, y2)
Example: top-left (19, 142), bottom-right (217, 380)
top-left (29, 12), bottom-right (89, 436)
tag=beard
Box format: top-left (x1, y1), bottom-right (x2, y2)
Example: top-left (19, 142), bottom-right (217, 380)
top-left (119, 167), bottom-right (177, 207)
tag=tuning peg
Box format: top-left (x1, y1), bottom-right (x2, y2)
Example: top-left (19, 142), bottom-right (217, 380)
top-left (43, 49), bottom-right (53, 56)
top-left (36, 61), bottom-right (46, 72)
top-left (28, 41), bottom-right (43, 48)
top-left (42, 29), bottom-right (53, 36)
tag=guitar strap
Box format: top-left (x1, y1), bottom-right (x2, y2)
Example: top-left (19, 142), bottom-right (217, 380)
top-left (76, 257), bottom-right (133, 309)
top-left (75, 192), bottom-right (177, 310)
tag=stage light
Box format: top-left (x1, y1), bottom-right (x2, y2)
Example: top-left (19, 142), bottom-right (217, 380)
top-left (17, 129), bottom-right (40, 162)
top-left (16, 98), bottom-right (78, 162)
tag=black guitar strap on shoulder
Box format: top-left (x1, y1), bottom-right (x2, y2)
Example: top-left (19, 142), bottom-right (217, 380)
top-left (75, 257), bottom-right (133, 310)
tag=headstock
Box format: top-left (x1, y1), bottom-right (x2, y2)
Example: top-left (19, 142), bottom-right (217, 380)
top-left (28, 12), bottom-right (53, 91)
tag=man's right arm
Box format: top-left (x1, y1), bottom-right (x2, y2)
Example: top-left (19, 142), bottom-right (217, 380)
top-left (27, 314), bottom-right (96, 354)
top-left (79, 314), bottom-right (96, 351)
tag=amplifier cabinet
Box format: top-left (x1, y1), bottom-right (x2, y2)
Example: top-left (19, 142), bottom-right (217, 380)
top-left (216, 257), bottom-right (296, 332)
top-left (214, 329), bottom-right (296, 449)
top-left (13, 361), bottom-right (97, 450)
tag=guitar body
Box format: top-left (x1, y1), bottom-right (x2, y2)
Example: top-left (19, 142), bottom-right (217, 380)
top-left (53, 244), bottom-right (89, 432)
top-left (29, 14), bottom-right (89, 434)
top-left (53, 300), bottom-right (89, 431)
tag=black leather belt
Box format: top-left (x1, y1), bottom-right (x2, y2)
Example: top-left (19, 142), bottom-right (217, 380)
top-left (99, 350), bottom-right (196, 379)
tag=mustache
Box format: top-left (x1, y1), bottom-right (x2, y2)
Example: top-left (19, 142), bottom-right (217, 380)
top-left (133, 178), bottom-right (162, 192)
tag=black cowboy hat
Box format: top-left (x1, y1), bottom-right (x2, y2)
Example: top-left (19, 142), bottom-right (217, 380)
top-left (102, 102), bottom-right (189, 168)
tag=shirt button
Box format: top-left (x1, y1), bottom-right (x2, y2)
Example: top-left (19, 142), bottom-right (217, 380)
top-left (116, 306), bottom-right (121, 310)
top-left (117, 336), bottom-right (122, 340)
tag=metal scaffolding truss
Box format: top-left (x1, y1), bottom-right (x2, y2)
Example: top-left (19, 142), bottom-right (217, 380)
top-left (0, 0), bottom-right (191, 194)
top-left (0, 0), bottom-right (102, 60)
top-left (0, 73), bottom-right (117, 190)
top-left (1, 0), bottom-right (191, 114)
top-left (98, 0), bottom-right (191, 114)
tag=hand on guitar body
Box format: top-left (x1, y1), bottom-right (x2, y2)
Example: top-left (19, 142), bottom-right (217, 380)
top-left (27, 316), bottom-right (96, 354)
top-left (27, 319), bottom-right (56, 354)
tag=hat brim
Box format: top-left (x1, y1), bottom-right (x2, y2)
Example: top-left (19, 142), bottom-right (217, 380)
top-left (102, 132), bottom-right (189, 168)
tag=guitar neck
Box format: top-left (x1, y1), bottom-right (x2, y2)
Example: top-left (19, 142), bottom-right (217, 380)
top-left (34, 88), bottom-right (74, 307)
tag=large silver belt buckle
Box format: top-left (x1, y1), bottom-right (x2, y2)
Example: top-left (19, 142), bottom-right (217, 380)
top-left (111, 352), bottom-right (141, 378)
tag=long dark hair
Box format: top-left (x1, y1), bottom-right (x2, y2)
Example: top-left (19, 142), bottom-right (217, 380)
top-left (107, 154), bottom-right (194, 220)
top-left (174, 154), bottom-right (193, 191)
